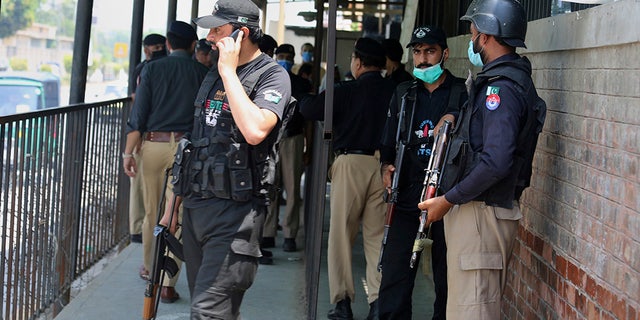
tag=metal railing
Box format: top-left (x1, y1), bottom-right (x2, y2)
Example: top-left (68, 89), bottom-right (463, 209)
top-left (0, 98), bottom-right (131, 319)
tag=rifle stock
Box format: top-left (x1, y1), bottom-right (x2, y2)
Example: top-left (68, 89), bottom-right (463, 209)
top-left (409, 120), bottom-right (452, 268)
top-left (142, 168), bottom-right (180, 320)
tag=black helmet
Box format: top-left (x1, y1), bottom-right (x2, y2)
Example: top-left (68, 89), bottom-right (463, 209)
top-left (460, 0), bottom-right (527, 48)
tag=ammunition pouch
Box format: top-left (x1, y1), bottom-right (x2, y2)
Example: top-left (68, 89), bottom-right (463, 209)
top-left (186, 140), bottom-right (254, 202)
top-left (171, 137), bottom-right (194, 197)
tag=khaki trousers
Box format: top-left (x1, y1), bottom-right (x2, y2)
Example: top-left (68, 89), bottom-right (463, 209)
top-left (443, 201), bottom-right (520, 320)
top-left (140, 137), bottom-right (183, 287)
top-left (327, 153), bottom-right (385, 304)
top-left (264, 134), bottom-right (304, 238)
top-left (128, 152), bottom-right (145, 235)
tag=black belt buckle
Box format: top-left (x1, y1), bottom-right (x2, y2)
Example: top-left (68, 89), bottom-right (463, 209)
top-left (337, 149), bottom-right (374, 156)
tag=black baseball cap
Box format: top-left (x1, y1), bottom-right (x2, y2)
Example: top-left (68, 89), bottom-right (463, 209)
top-left (406, 26), bottom-right (448, 50)
top-left (194, 0), bottom-right (260, 29)
top-left (143, 34), bottom-right (166, 46)
top-left (168, 21), bottom-right (198, 41)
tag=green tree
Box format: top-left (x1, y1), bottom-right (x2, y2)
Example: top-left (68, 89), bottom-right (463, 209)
top-left (35, 0), bottom-right (77, 38)
top-left (0, 0), bottom-right (43, 39)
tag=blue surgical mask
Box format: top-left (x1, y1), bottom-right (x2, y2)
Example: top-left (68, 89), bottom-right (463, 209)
top-left (277, 59), bottom-right (293, 72)
top-left (412, 55), bottom-right (445, 84)
top-left (301, 51), bottom-right (313, 63)
top-left (467, 36), bottom-right (484, 67)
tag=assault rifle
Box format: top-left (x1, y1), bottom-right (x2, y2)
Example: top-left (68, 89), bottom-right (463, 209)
top-left (409, 120), bottom-right (452, 268)
top-left (377, 86), bottom-right (415, 272)
top-left (142, 169), bottom-right (183, 320)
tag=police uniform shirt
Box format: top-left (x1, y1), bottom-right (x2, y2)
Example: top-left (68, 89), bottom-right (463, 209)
top-left (127, 51), bottom-right (209, 134)
top-left (128, 50), bottom-right (167, 95)
top-left (284, 71), bottom-right (313, 137)
top-left (184, 53), bottom-right (291, 208)
top-left (445, 53), bottom-right (529, 205)
top-left (380, 71), bottom-right (466, 211)
top-left (300, 71), bottom-right (395, 152)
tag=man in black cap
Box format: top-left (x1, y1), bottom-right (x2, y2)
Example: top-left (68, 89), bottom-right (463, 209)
top-left (381, 38), bottom-right (413, 86)
top-left (123, 20), bottom-right (208, 304)
top-left (129, 33), bottom-right (167, 99)
top-left (419, 1), bottom-right (546, 318)
top-left (195, 38), bottom-right (215, 69)
top-left (127, 33), bottom-right (167, 248)
top-left (377, 25), bottom-right (467, 320)
top-left (261, 44), bottom-right (312, 254)
top-left (300, 37), bottom-right (395, 320)
top-left (158, 0), bottom-right (292, 318)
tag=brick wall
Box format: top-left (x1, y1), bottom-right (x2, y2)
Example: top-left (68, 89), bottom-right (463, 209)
top-left (447, 1), bottom-right (639, 319)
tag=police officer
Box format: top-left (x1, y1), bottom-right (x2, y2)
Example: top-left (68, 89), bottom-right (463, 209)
top-left (262, 44), bottom-right (312, 253)
top-left (123, 21), bottom-right (208, 303)
top-left (378, 26), bottom-right (467, 320)
top-left (418, 1), bottom-right (546, 319)
top-left (160, 0), bottom-right (292, 318)
top-left (300, 37), bottom-right (394, 320)
top-left (381, 38), bottom-right (413, 86)
top-left (127, 33), bottom-right (167, 245)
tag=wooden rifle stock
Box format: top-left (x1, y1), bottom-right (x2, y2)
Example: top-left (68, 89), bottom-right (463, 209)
top-left (142, 169), bottom-right (171, 320)
top-left (409, 121), bottom-right (452, 268)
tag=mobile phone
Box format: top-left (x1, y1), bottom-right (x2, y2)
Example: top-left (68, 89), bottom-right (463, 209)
top-left (229, 29), bottom-right (240, 41)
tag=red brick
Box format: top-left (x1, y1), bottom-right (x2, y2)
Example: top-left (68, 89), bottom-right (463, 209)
top-left (612, 297), bottom-right (627, 319)
top-left (566, 282), bottom-right (577, 306)
top-left (557, 255), bottom-right (568, 278)
top-left (534, 235), bottom-right (544, 255)
top-left (569, 262), bottom-right (581, 286)
top-left (576, 292), bottom-right (587, 315)
top-left (587, 299), bottom-right (600, 320)
top-left (597, 284), bottom-right (613, 312)
top-left (627, 305), bottom-right (637, 320)
top-left (586, 275), bottom-right (597, 298)
top-left (543, 241), bottom-right (553, 263)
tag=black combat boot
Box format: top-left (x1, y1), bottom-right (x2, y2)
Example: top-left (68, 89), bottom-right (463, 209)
top-left (366, 299), bottom-right (379, 320)
top-left (327, 297), bottom-right (353, 320)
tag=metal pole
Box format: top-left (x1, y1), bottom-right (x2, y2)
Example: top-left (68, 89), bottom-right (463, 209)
top-left (167, 0), bottom-right (177, 31)
top-left (306, 1), bottom-right (337, 318)
top-left (191, 0), bottom-right (199, 30)
top-left (68, 0), bottom-right (94, 104)
top-left (128, 0), bottom-right (145, 96)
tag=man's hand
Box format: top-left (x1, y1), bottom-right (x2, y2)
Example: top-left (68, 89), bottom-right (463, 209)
top-left (216, 30), bottom-right (243, 75)
top-left (381, 164), bottom-right (395, 198)
top-left (123, 157), bottom-right (137, 177)
top-left (434, 114), bottom-right (455, 136)
top-left (418, 195), bottom-right (454, 225)
top-left (159, 198), bottom-right (180, 235)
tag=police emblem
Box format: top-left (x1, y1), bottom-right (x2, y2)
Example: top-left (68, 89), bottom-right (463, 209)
top-left (486, 94), bottom-right (500, 110)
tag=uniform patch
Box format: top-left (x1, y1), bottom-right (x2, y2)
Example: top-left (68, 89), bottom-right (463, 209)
top-left (486, 94), bottom-right (501, 110)
top-left (263, 90), bottom-right (282, 104)
top-left (486, 86), bottom-right (500, 96)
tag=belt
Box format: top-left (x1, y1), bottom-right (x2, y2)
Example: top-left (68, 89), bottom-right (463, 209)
top-left (336, 149), bottom-right (375, 156)
top-left (144, 131), bottom-right (185, 142)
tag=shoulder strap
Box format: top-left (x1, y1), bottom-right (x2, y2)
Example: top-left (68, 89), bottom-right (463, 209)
top-left (447, 78), bottom-right (466, 114)
top-left (241, 60), bottom-right (280, 98)
top-left (396, 80), bottom-right (418, 143)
